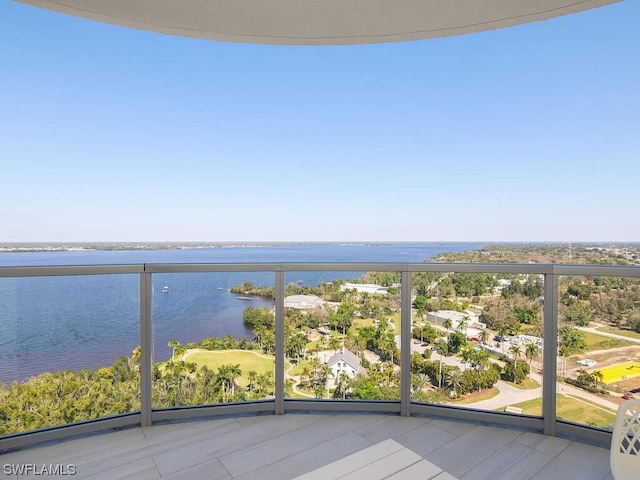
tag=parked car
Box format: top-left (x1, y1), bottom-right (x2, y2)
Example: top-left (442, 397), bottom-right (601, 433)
top-left (576, 359), bottom-right (596, 367)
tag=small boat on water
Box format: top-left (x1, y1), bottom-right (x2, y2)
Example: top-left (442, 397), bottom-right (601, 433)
top-left (237, 296), bottom-right (252, 300)
top-left (161, 286), bottom-right (169, 293)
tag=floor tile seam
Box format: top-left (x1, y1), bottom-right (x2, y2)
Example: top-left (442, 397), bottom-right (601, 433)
top-left (151, 418), bottom-right (330, 476)
top-left (438, 428), bottom-right (525, 478)
top-left (154, 451), bottom-right (227, 478)
top-left (149, 418), bottom-right (275, 459)
top-left (74, 429), bottom-right (227, 466)
top-left (215, 419), bottom-right (354, 467)
top-left (220, 431), bottom-right (372, 479)
top-left (351, 416), bottom-right (429, 442)
top-left (148, 419), bottom-right (247, 449)
top-left (459, 441), bottom-right (538, 480)
top-left (551, 437), bottom-right (572, 457)
top-left (392, 423), bottom-right (452, 453)
top-left (494, 450), bottom-right (548, 480)
top-left (72, 454), bottom-right (161, 480)
top-left (436, 420), bottom-right (478, 438)
top-left (149, 456), bottom-right (163, 479)
top-left (140, 417), bottom-right (243, 441)
top-left (390, 418), bottom-right (434, 441)
top-left (227, 414), bottom-right (340, 451)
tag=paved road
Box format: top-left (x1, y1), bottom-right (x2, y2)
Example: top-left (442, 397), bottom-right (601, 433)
top-left (465, 370), bottom-right (620, 412)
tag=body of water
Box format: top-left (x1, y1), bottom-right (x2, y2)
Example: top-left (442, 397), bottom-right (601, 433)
top-left (0, 243), bottom-right (482, 383)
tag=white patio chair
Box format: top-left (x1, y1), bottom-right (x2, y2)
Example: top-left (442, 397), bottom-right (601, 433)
top-left (610, 398), bottom-right (640, 480)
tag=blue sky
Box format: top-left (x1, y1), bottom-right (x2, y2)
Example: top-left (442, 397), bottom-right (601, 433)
top-left (1, 1), bottom-right (638, 243)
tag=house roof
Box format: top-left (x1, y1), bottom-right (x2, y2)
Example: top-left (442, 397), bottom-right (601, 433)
top-left (327, 349), bottom-right (361, 370)
top-left (17, 0), bottom-right (619, 45)
top-left (284, 294), bottom-right (325, 310)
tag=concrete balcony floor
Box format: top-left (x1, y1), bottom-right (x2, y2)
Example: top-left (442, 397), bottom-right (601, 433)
top-left (1, 413), bottom-right (613, 480)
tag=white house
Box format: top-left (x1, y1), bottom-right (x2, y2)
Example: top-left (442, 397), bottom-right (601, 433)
top-left (284, 294), bottom-right (326, 310)
top-left (326, 349), bottom-right (363, 385)
top-left (341, 283), bottom-right (388, 295)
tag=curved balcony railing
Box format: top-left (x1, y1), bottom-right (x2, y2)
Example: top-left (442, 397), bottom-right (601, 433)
top-left (2, 262), bottom-right (640, 451)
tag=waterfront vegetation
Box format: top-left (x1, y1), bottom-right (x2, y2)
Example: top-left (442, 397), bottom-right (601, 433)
top-left (2, 243), bottom-right (640, 436)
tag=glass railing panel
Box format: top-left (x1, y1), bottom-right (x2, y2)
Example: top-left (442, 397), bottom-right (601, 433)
top-left (556, 274), bottom-right (639, 430)
top-left (411, 271), bottom-right (545, 415)
top-left (283, 270), bottom-right (401, 401)
top-left (152, 272), bottom-right (275, 407)
top-left (0, 274), bottom-right (139, 436)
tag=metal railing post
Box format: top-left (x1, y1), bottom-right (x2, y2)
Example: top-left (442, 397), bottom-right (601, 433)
top-left (542, 272), bottom-right (558, 436)
top-left (140, 271), bottom-right (153, 427)
top-left (275, 269), bottom-right (285, 415)
top-left (400, 270), bottom-right (412, 416)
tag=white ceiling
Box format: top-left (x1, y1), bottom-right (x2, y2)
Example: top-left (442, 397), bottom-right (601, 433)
top-left (17, 0), bottom-right (620, 45)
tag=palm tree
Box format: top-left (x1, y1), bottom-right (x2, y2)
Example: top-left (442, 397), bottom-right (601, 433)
top-left (411, 373), bottom-right (431, 398)
top-left (253, 324), bottom-right (267, 350)
top-left (257, 373), bottom-right (273, 397)
top-left (461, 348), bottom-right (473, 370)
top-left (509, 321), bottom-right (522, 337)
top-left (368, 362), bottom-right (384, 385)
top-left (215, 364), bottom-right (242, 402)
top-left (558, 326), bottom-right (587, 377)
top-left (226, 363), bottom-right (242, 398)
top-left (443, 318), bottom-right (453, 333)
top-left (329, 336), bottom-right (342, 354)
top-left (524, 342), bottom-right (539, 378)
top-left (167, 339), bottom-right (180, 362)
top-left (379, 335), bottom-right (397, 364)
top-left (445, 369), bottom-right (462, 398)
top-left (457, 316), bottom-right (469, 336)
top-left (129, 346), bottom-right (141, 371)
top-left (247, 370), bottom-right (258, 395)
top-left (592, 370), bottom-right (604, 391)
top-left (498, 325), bottom-right (509, 354)
top-left (436, 342), bottom-right (448, 389)
top-left (509, 345), bottom-right (521, 361)
top-left (479, 329), bottom-right (489, 346)
top-left (319, 364), bottom-right (333, 398)
top-left (284, 379), bottom-right (295, 398)
top-left (335, 371), bottom-right (351, 399)
top-left (288, 332), bottom-right (308, 361)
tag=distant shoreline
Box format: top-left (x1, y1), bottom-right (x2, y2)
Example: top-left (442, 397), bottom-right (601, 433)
top-left (0, 241), bottom-right (486, 253)
top-left (1, 241), bottom-right (638, 254)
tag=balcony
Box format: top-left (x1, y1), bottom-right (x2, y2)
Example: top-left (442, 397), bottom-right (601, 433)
top-left (1, 413), bottom-right (612, 479)
top-left (2, 261), bottom-right (639, 478)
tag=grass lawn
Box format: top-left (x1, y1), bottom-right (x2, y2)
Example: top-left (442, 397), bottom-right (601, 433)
top-left (596, 327), bottom-right (640, 341)
top-left (511, 394), bottom-right (616, 429)
top-left (288, 359), bottom-right (312, 377)
top-left (184, 350), bottom-right (274, 387)
top-left (449, 388), bottom-right (499, 404)
top-left (582, 331), bottom-right (633, 351)
top-left (593, 361), bottom-right (640, 384)
top-left (353, 313), bottom-right (401, 335)
top-left (504, 378), bottom-right (540, 390)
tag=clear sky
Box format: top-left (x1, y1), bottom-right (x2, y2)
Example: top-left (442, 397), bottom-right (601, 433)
top-left (1, 1), bottom-right (638, 243)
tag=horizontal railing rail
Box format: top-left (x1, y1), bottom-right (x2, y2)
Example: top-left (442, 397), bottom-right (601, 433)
top-left (2, 262), bottom-right (640, 277)
top-left (2, 261), bottom-right (639, 450)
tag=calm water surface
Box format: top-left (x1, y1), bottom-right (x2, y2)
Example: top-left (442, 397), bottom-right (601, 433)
top-left (0, 243), bottom-right (482, 383)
